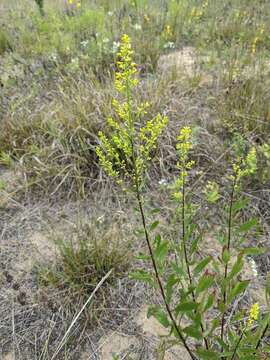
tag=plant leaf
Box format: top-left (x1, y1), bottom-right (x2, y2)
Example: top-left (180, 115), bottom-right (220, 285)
top-left (194, 256), bottom-right (212, 276)
top-left (227, 255), bottom-right (244, 281)
top-left (147, 306), bottom-right (170, 328)
top-left (196, 348), bottom-right (219, 360)
top-left (196, 275), bottom-right (214, 295)
top-left (243, 247), bottom-right (267, 256)
top-left (203, 293), bottom-right (215, 312)
top-left (232, 198), bottom-right (250, 213)
top-left (183, 325), bottom-right (202, 340)
top-left (227, 280), bottom-right (249, 304)
top-left (175, 301), bottom-right (198, 315)
top-left (166, 274), bottom-right (179, 304)
top-left (150, 220), bottom-right (159, 231)
top-left (129, 270), bottom-right (153, 285)
top-left (237, 218), bottom-right (257, 233)
top-left (222, 249), bottom-right (231, 264)
top-left (154, 240), bottom-right (169, 265)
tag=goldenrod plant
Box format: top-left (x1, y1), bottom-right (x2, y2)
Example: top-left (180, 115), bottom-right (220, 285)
top-left (97, 35), bottom-right (270, 360)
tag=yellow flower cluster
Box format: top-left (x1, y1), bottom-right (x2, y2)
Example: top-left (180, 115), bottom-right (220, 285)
top-left (173, 127), bottom-right (195, 199)
top-left (96, 34), bottom-right (168, 187)
top-left (176, 126), bottom-right (194, 166)
top-left (189, 0), bottom-right (208, 22)
top-left (164, 25), bottom-right (173, 38)
top-left (252, 37), bottom-right (259, 54)
top-left (232, 147), bottom-right (257, 183)
top-left (139, 113), bottom-right (168, 162)
top-left (144, 14), bottom-right (150, 23)
top-left (251, 25), bottom-right (264, 54)
top-left (190, 7), bottom-right (203, 21)
top-left (67, 0), bottom-right (81, 9)
top-left (115, 34), bottom-right (138, 93)
top-left (247, 302), bottom-right (259, 327)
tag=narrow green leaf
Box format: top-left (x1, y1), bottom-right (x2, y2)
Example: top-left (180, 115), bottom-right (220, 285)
top-left (172, 262), bottom-right (186, 278)
top-left (129, 270), bottom-right (153, 285)
top-left (147, 306), bottom-right (170, 328)
top-left (166, 274), bottom-right (179, 304)
top-left (150, 220), bottom-right (159, 231)
top-left (191, 235), bottom-right (200, 254)
top-left (154, 234), bottom-right (161, 245)
top-left (243, 247), bottom-right (267, 256)
top-left (196, 348), bottom-right (219, 360)
top-left (222, 249), bottom-right (230, 264)
top-left (232, 198), bottom-right (250, 213)
top-left (175, 301), bottom-right (198, 315)
top-left (228, 280), bottom-right (250, 304)
top-left (135, 253), bottom-right (151, 261)
top-left (196, 275), bottom-right (214, 294)
top-left (238, 218), bottom-right (257, 233)
top-left (194, 256), bottom-right (212, 276)
top-left (133, 228), bottom-right (145, 236)
top-left (154, 240), bottom-right (169, 265)
top-left (203, 293), bottom-right (215, 312)
top-left (150, 208), bottom-right (161, 214)
top-left (150, 208), bottom-right (161, 215)
top-left (227, 255), bottom-right (244, 281)
top-left (183, 325), bottom-right (202, 340)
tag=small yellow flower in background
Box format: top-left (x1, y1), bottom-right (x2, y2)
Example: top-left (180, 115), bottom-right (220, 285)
top-left (76, 2), bottom-right (81, 8)
top-left (252, 37), bottom-right (259, 54)
top-left (162, 24), bottom-right (174, 39)
top-left (202, 0), bottom-right (208, 9)
top-left (247, 303), bottom-right (259, 327)
top-left (189, 6), bottom-right (203, 22)
top-left (260, 24), bottom-right (265, 35)
top-left (68, 0), bottom-right (73, 4)
top-left (144, 14), bottom-right (150, 22)
top-left (165, 25), bottom-right (172, 37)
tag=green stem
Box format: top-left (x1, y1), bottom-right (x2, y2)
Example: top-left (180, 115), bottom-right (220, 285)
top-left (255, 323), bottom-right (269, 350)
top-left (230, 330), bottom-right (244, 360)
top-left (181, 180), bottom-right (209, 350)
top-left (221, 174), bottom-right (237, 349)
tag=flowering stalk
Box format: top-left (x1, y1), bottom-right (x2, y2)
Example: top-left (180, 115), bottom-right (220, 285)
top-left (220, 148), bottom-right (257, 347)
top-left (175, 127), bottom-right (209, 350)
top-left (96, 34), bottom-right (197, 360)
